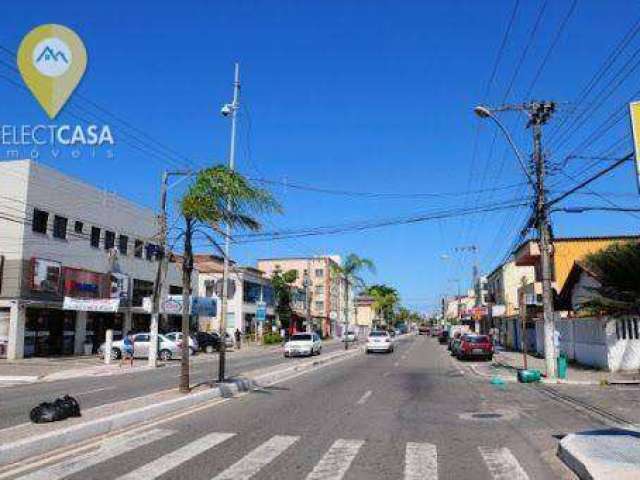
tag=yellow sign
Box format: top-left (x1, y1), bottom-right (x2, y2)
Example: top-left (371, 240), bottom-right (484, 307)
top-left (630, 101), bottom-right (640, 192)
top-left (17, 24), bottom-right (87, 119)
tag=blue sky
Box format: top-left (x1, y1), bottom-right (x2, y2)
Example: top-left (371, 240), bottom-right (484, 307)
top-left (2, 1), bottom-right (639, 313)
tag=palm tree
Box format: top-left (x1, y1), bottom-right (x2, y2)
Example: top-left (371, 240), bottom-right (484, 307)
top-left (331, 254), bottom-right (375, 350)
top-left (366, 284), bottom-right (400, 327)
top-left (178, 165), bottom-right (280, 392)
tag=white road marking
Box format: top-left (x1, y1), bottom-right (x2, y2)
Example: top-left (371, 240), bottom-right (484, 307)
top-left (383, 371), bottom-right (391, 377)
top-left (394, 361), bottom-right (400, 367)
top-left (356, 390), bottom-right (372, 405)
top-left (117, 432), bottom-right (235, 480)
top-left (404, 442), bottom-right (437, 480)
top-left (211, 435), bottom-right (298, 479)
top-left (74, 387), bottom-right (115, 395)
top-left (478, 446), bottom-right (529, 480)
top-left (15, 428), bottom-right (172, 480)
top-left (305, 439), bottom-right (364, 480)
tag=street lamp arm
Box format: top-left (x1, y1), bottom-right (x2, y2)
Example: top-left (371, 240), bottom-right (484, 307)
top-left (477, 108), bottom-right (536, 189)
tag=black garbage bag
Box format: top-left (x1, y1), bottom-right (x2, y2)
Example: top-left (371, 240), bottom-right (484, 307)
top-left (30, 395), bottom-right (81, 423)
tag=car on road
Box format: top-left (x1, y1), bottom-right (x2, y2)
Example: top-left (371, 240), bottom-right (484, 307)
top-left (456, 335), bottom-right (494, 361)
top-left (164, 332), bottom-right (198, 356)
top-left (99, 332), bottom-right (181, 361)
top-left (342, 330), bottom-right (357, 343)
top-left (365, 330), bottom-right (394, 354)
top-left (450, 333), bottom-right (468, 356)
top-left (438, 330), bottom-right (450, 344)
top-left (284, 332), bottom-right (322, 357)
top-left (195, 331), bottom-right (221, 353)
top-left (418, 325), bottom-right (429, 335)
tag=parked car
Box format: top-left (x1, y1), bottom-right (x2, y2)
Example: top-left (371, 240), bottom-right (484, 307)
top-left (342, 331), bottom-right (357, 343)
top-left (450, 334), bottom-right (469, 356)
top-left (366, 330), bottom-right (394, 354)
top-left (457, 335), bottom-right (494, 361)
top-left (224, 332), bottom-right (234, 349)
top-left (438, 330), bottom-right (450, 344)
top-left (284, 332), bottom-right (322, 357)
top-left (195, 331), bottom-right (221, 353)
top-left (98, 332), bottom-right (180, 361)
top-left (447, 331), bottom-right (461, 351)
top-left (418, 325), bottom-right (429, 335)
top-left (164, 332), bottom-right (198, 356)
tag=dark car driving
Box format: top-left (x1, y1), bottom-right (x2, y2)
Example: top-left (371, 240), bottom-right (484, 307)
top-left (438, 330), bottom-right (450, 344)
top-left (195, 331), bottom-right (221, 353)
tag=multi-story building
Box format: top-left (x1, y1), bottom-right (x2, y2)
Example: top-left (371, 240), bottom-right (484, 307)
top-left (257, 255), bottom-right (352, 337)
top-left (486, 260), bottom-right (535, 317)
top-left (194, 255), bottom-right (275, 336)
top-left (0, 160), bottom-right (183, 359)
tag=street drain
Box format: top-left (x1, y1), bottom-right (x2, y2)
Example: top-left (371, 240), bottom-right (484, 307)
top-left (471, 413), bottom-right (503, 419)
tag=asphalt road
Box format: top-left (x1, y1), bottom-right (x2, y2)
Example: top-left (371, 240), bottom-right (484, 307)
top-left (3, 335), bottom-right (609, 479)
top-left (0, 341), bottom-right (347, 429)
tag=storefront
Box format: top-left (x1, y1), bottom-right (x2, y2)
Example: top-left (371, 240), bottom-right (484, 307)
top-left (24, 307), bottom-right (76, 357)
top-left (86, 312), bottom-right (124, 354)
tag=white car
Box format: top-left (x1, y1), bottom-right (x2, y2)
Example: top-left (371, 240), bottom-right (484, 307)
top-left (98, 333), bottom-right (181, 361)
top-left (164, 332), bottom-right (198, 356)
top-left (284, 333), bottom-right (322, 357)
top-left (366, 330), bottom-right (394, 354)
top-left (342, 331), bottom-right (357, 343)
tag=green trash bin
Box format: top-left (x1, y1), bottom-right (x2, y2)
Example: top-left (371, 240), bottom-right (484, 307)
top-left (557, 354), bottom-right (568, 379)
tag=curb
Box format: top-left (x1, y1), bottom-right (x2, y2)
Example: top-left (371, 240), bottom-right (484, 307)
top-left (0, 347), bottom-right (360, 467)
top-left (557, 434), bottom-right (595, 480)
top-left (0, 375), bottom-right (39, 383)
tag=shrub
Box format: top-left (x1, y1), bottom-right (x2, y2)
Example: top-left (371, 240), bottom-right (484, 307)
top-left (263, 332), bottom-right (282, 344)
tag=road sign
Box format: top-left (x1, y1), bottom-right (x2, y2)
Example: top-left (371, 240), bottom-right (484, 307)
top-left (256, 301), bottom-right (266, 322)
top-left (629, 101), bottom-right (640, 192)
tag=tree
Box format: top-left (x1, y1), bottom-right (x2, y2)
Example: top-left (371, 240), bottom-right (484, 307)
top-left (580, 242), bottom-right (640, 315)
top-left (330, 254), bottom-right (376, 349)
top-left (271, 269), bottom-right (299, 333)
top-left (365, 284), bottom-right (400, 326)
top-left (178, 165), bottom-right (280, 392)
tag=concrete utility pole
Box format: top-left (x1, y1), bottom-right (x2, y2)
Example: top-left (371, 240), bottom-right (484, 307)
top-left (343, 275), bottom-right (350, 350)
top-left (474, 101), bottom-right (557, 379)
top-left (519, 276), bottom-right (528, 370)
top-left (529, 101), bottom-right (557, 379)
top-left (303, 267), bottom-right (311, 333)
top-left (149, 172), bottom-right (169, 367)
top-left (218, 62), bottom-right (240, 383)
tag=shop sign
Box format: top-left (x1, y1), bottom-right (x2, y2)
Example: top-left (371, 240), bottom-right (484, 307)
top-left (110, 273), bottom-right (130, 300)
top-left (63, 267), bottom-right (107, 298)
top-left (142, 295), bottom-right (216, 316)
top-left (31, 258), bottom-right (62, 293)
top-left (63, 297), bottom-right (120, 312)
top-left (256, 301), bottom-right (266, 322)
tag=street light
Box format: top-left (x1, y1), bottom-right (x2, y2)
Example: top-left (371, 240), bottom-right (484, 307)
top-left (474, 105), bottom-right (535, 188)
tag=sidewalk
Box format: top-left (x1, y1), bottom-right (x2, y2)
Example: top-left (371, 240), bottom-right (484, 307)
top-left (477, 349), bottom-right (640, 385)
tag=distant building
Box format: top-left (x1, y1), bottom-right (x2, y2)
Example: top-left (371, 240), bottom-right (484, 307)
top-left (257, 256), bottom-right (352, 337)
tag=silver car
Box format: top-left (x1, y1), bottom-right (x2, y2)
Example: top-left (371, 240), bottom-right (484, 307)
top-left (164, 332), bottom-right (198, 356)
top-left (99, 333), bottom-right (181, 361)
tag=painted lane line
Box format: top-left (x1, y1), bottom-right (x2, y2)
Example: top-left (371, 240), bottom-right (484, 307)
top-left (305, 439), bottom-right (364, 480)
top-left (211, 435), bottom-right (298, 480)
top-left (394, 361), bottom-right (400, 367)
top-left (117, 432), bottom-right (235, 480)
top-left (383, 372), bottom-right (391, 377)
top-left (15, 428), bottom-right (173, 480)
top-left (356, 390), bottom-right (372, 405)
top-left (404, 442), bottom-right (437, 480)
top-left (74, 387), bottom-right (115, 396)
top-left (478, 446), bottom-right (529, 480)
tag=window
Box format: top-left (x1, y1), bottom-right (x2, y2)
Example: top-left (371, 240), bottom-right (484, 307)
top-left (314, 285), bottom-right (324, 294)
top-left (146, 244), bottom-right (157, 261)
top-left (118, 235), bottom-right (128, 255)
top-left (315, 268), bottom-right (324, 278)
top-left (134, 240), bottom-right (144, 258)
top-left (169, 285), bottom-right (183, 295)
top-left (52, 215), bottom-right (67, 239)
top-left (32, 208), bottom-right (48, 234)
top-left (74, 221), bottom-right (84, 234)
top-left (104, 231), bottom-right (115, 250)
top-left (134, 334), bottom-right (150, 342)
top-left (314, 301), bottom-right (324, 310)
top-left (90, 227), bottom-right (101, 248)
top-left (243, 281), bottom-right (262, 303)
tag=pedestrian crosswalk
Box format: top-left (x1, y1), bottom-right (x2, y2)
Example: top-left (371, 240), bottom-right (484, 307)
top-left (12, 429), bottom-right (531, 480)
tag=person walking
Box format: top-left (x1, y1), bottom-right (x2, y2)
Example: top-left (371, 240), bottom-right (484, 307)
top-left (121, 331), bottom-right (134, 367)
top-left (234, 328), bottom-right (241, 350)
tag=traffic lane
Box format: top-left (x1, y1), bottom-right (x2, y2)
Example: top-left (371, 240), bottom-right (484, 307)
top-left (74, 336), bottom-right (409, 480)
top-left (0, 340), bottom-right (348, 429)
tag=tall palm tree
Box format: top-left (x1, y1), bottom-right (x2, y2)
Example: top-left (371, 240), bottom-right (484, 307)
top-left (178, 165), bottom-right (280, 392)
top-left (331, 254), bottom-right (376, 350)
top-left (366, 284), bottom-right (400, 327)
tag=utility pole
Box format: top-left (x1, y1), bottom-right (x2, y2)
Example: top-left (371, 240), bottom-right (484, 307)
top-left (303, 267), bottom-right (311, 333)
top-left (529, 101), bottom-right (557, 379)
top-left (519, 276), bottom-right (528, 370)
top-left (149, 172), bottom-right (169, 367)
top-left (343, 275), bottom-right (350, 350)
top-left (218, 62), bottom-right (240, 383)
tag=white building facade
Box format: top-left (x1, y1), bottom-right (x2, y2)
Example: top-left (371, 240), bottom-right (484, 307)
top-left (0, 160), bottom-right (183, 359)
